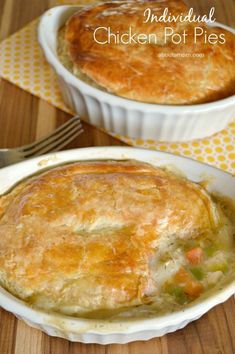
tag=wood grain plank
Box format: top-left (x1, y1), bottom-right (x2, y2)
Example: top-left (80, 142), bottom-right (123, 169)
top-left (42, 335), bottom-right (70, 354)
top-left (222, 297), bottom-right (235, 351)
top-left (0, 80), bottom-right (38, 147)
top-left (36, 99), bottom-right (56, 139)
top-left (186, 0), bottom-right (235, 26)
top-left (7, 0), bottom-right (48, 35)
top-left (0, 0), bottom-right (14, 41)
top-left (107, 344), bottom-right (130, 354)
top-left (14, 321), bottom-right (43, 354)
top-left (0, 309), bottom-right (17, 354)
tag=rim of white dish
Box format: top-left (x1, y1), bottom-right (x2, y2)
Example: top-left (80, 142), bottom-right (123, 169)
top-left (38, 5), bottom-right (235, 114)
top-left (0, 146), bottom-right (235, 334)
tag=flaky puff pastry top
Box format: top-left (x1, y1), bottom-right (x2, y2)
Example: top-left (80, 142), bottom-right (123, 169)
top-left (0, 160), bottom-right (220, 315)
top-left (60, 0), bottom-right (235, 104)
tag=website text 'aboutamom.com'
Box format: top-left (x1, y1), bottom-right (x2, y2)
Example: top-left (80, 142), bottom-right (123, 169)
top-left (158, 52), bottom-right (205, 58)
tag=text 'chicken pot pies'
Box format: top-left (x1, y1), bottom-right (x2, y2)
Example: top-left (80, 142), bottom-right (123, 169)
top-left (57, 0), bottom-right (235, 105)
top-left (0, 160), bottom-right (234, 319)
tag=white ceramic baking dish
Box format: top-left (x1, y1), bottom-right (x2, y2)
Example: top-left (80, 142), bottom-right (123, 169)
top-left (38, 6), bottom-right (235, 142)
top-left (0, 146), bottom-right (235, 344)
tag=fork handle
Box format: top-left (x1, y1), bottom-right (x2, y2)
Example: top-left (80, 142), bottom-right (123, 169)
top-left (0, 149), bottom-right (20, 168)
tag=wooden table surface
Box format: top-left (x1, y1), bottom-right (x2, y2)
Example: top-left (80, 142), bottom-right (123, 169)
top-left (0, 0), bottom-right (235, 353)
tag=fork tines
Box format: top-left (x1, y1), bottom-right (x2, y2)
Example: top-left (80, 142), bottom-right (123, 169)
top-left (19, 116), bottom-right (83, 158)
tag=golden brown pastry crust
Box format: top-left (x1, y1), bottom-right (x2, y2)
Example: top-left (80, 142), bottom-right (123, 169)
top-left (0, 160), bottom-right (219, 315)
top-left (61, 0), bottom-right (235, 105)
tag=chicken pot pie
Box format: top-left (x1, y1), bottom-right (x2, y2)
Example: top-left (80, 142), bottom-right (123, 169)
top-left (57, 0), bottom-right (235, 105)
top-left (0, 160), bottom-right (234, 318)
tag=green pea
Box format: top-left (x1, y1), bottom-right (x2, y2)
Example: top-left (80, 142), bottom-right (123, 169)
top-left (190, 267), bottom-right (205, 280)
top-left (209, 262), bottom-right (228, 273)
top-left (167, 285), bottom-right (188, 304)
top-left (204, 245), bottom-right (217, 257)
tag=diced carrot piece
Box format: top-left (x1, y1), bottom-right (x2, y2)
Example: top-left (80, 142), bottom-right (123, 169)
top-left (174, 267), bottom-right (190, 285)
top-left (174, 267), bottom-right (204, 298)
top-left (186, 247), bottom-right (204, 265)
top-left (184, 280), bottom-right (204, 298)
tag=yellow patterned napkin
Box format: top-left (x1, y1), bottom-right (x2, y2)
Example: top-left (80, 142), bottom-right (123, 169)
top-left (0, 0), bottom-right (234, 173)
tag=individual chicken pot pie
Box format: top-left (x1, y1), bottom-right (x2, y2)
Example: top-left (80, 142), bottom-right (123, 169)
top-left (0, 160), bottom-right (235, 318)
top-left (57, 0), bottom-right (235, 105)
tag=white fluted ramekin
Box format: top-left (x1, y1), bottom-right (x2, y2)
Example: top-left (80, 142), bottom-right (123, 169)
top-left (0, 147), bottom-right (235, 344)
top-left (38, 6), bottom-right (235, 142)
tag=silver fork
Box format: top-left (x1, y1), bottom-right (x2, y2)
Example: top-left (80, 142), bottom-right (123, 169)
top-left (0, 116), bottom-right (83, 168)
